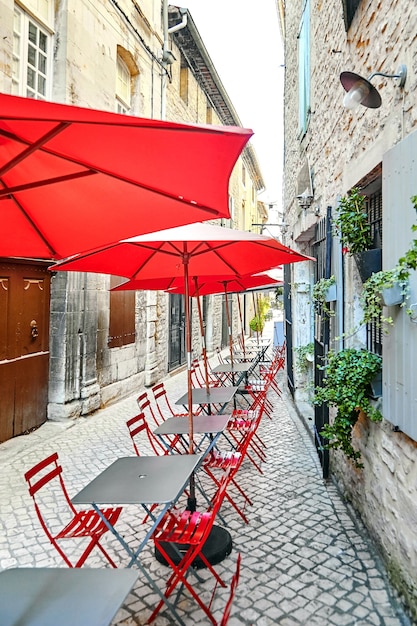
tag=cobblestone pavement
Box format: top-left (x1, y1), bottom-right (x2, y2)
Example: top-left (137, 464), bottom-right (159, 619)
top-left (0, 341), bottom-right (413, 625)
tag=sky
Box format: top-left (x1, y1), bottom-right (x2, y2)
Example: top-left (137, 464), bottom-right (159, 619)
top-left (180, 1), bottom-right (284, 206)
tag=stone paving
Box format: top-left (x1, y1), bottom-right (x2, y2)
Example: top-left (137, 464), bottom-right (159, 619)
top-left (0, 339), bottom-right (413, 625)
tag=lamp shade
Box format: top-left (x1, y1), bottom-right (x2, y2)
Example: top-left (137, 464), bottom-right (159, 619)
top-left (340, 71), bottom-right (382, 109)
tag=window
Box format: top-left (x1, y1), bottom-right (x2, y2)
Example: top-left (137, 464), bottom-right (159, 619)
top-left (365, 186), bottom-right (383, 356)
top-left (13, 5), bottom-right (52, 99)
top-left (180, 60), bottom-right (189, 103)
top-left (116, 56), bottom-right (131, 114)
top-left (342, 0), bottom-right (362, 30)
top-left (298, 0), bottom-right (311, 137)
top-left (108, 276), bottom-right (136, 348)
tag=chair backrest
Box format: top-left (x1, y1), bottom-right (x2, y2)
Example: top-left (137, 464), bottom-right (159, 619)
top-left (137, 390), bottom-right (162, 427)
top-left (152, 382), bottom-right (187, 420)
top-left (24, 452), bottom-right (75, 539)
top-left (220, 553), bottom-right (242, 626)
top-left (126, 412), bottom-right (167, 456)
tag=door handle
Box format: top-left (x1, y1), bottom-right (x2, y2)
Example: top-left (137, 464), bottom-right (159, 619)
top-left (30, 320), bottom-right (39, 338)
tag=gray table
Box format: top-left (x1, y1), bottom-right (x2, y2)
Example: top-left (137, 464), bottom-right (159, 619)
top-left (175, 386), bottom-right (238, 414)
top-left (154, 414), bottom-right (230, 457)
top-left (72, 455), bottom-right (202, 626)
top-left (0, 567), bottom-right (138, 626)
top-left (212, 362), bottom-right (253, 386)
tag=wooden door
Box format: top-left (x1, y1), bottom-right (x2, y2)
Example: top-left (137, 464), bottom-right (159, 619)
top-left (0, 261), bottom-right (50, 441)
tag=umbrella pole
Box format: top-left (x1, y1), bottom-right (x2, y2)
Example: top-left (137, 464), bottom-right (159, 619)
top-left (237, 293), bottom-right (246, 358)
top-left (193, 277), bottom-right (210, 392)
top-left (223, 283), bottom-right (234, 367)
top-left (183, 250), bottom-right (196, 512)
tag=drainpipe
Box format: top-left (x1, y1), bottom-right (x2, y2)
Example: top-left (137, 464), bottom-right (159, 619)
top-left (161, 1), bottom-right (187, 119)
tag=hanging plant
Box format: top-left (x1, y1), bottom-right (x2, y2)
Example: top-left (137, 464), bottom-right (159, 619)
top-left (295, 342), bottom-right (314, 374)
top-left (312, 275), bottom-right (336, 317)
top-left (333, 187), bottom-right (373, 254)
top-left (313, 348), bottom-right (382, 467)
top-left (360, 267), bottom-right (408, 331)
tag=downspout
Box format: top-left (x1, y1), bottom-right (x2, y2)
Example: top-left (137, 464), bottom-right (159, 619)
top-left (161, 2), bottom-right (187, 119)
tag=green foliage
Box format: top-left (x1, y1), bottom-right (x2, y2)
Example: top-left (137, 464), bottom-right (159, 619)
top-left (360, 195), bottom-right (417, 326)
top-left (314, 348), bottom-right (382, 467)
top-left (295, 343), bottom-right (314, 374)
top-left (249, 296), bottom-right (270, 333)
top-left (333, 187), bottom-right (373, 254)
top-left (249, 315), bottom-right (264, 333)
top-left (312, 276), bottom-right (336, 317)
top-left (360, 267), bottom-right (407, 331)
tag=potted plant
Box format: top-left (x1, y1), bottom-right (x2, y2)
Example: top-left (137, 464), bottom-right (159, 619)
top-left (295, 342), bottom-right (314, 374)
top-left (313, 348), bottom-right (382, 467)
top-left (312, 275), bottom-right (336, 317)
top-left (333, 187), bottom-right (381, 281)
top-left (360, 267), bottom-right (408, 331)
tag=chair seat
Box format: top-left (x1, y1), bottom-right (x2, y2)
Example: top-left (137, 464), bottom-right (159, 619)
top-left (203, 450), bottom-right (242, 470)
top-left (56, 507), bottom-right (122, 540)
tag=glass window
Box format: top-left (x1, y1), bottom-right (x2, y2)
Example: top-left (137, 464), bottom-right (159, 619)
top-left (13, 5), bottom-right (51, 99)
top-left (298, 0), bottom-right (311, 137)
top-left (116, 56), bottom-right (131, 113)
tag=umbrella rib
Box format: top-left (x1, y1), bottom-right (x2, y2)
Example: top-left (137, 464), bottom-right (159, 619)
top-left (0, 123), bottom-right (227, 216)
top-left (0, 123), bottom-right (71, 177)
top-left (0, 171), bottom-right (96, 199)
top-left (0, 186), bottom-right (58, 257)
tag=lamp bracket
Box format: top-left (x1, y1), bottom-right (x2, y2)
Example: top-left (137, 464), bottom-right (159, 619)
top-left (368, 65), bottom-right (407, 89)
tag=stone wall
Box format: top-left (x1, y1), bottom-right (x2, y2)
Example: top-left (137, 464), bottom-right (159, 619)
top-left (283, 0), bottom-right (417, 617)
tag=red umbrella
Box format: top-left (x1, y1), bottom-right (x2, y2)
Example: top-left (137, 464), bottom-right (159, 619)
top-left (0, 93), bottom-right (252, 259)
top-left (52, 223), bottom-right (312, 503)
top-left (112, 271), bottom-right (283, 383)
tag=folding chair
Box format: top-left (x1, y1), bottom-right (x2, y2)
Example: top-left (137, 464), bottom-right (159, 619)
top-left (127, 412), bottom-right (172, 456)
top-left (148, 468), bottom-right (234, 625)
top-left (24, 452), bottom-right (122, 568)
top-left (220, 553), bottom-right (242, 626)
top-left (203, 443), bottom-right (252, 524)
top-left (151, 382), bottom-right (192, 422)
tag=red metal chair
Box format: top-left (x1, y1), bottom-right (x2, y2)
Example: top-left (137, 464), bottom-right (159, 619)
top-left (151, 381), bottom-right (196, 422)
top-left (148, 468), bottom-right (234, 625)
top-left (220, 553), bottom-right (242, 626)
top-left (24, 452), bottom-right (122, 568)
top-left (126, 412), bottom-right (172, 456)
top-left (137, 390), bottom-right (188, 453)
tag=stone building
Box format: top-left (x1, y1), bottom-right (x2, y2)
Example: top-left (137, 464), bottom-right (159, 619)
top-left (280, 0), bottom-right (417, 617)
top-left (0, 0), bottom-right (266, 438)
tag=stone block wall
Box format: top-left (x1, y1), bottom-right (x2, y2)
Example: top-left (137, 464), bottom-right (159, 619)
top-left (283, 0), bottom-right (417, 617)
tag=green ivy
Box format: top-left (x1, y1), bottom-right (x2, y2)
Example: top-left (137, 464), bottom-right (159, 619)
top-left (333, 187), bottom-right (373, 254)
top-left (314, 348), bottom-right (382, 467)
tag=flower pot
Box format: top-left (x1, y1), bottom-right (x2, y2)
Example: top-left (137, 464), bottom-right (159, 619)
top-left (325, 283), bottom-right (337, 302)
top-left (381, 283), bottom-right (404, 306)
top-left (354, 249), bottom-right (382, 282)
top-left (368, 371), bottom-right (382, 399)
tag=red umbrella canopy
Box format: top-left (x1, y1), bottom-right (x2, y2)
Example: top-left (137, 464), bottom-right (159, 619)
top-left (0, 93), bottom-right (252, 259)
top-left (51, 222), bottom-right (313, 278)
top-left (110, 272), bottom-right (282, 293)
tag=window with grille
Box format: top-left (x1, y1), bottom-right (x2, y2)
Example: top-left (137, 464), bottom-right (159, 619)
top-left (13, 5), bottom-right (52, 99)
top-left (365, 186), bottom-right (383, 356)
top-left (108, 276), bottom-right (136, 348)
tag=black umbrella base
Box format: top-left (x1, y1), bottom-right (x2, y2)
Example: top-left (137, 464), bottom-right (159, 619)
top-left (154, 525), bottom-right (232, 569)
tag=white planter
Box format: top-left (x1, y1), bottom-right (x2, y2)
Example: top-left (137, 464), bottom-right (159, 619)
top-left (325, 283), bottom-right (337, 302)
top-left (381, 283), bottom-right (404, 306)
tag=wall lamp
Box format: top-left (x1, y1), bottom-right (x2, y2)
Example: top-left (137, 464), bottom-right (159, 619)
top-left (340, 64), bottom-right (407, 109)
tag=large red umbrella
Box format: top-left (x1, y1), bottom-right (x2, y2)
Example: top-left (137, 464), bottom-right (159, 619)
top-left (112, 271), bottom-right (283, 383)
top-left (0, 93), bottom-right (252, 259)
top-left (52, 223), bottom-right (312, 504)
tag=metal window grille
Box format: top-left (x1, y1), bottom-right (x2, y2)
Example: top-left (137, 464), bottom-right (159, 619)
top-left (366, 188), bottom-right (383, 355)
